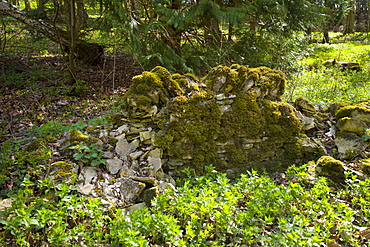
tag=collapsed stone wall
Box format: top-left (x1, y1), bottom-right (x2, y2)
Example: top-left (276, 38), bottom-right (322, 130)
top-left (121, 65), bottom-right (326, 178)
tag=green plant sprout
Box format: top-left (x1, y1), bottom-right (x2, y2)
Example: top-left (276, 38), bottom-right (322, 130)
top-left (69, 144), bottom-right (105, 167)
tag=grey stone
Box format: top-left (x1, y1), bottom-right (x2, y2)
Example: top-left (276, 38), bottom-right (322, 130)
top-left (148, 156), bottom-right (162, 173)
top-left (130, 151), bottom-right (143, 160)
top-left (81, 166), bottom-right (98, 185)
top-left (335, 132), bottom-right (369, 159)
top-left (115, 134), bottom-right (133, 158)
top-left (130, 176), bottom-right (158, 186)
top-left (0, 198), bottom-right (13, 220)
top-left (118, 178), bottom-right (146, 203)
top-left (106, 157), bottom-right (124, 175)
top-left (119, 163), bottom-right (135, 177)
top-left (148, 148), bottom-right (162, 158)
top-left (337, 117), bottom-right (368, 136)
top-left (77, 184), bottom-right (95, 195)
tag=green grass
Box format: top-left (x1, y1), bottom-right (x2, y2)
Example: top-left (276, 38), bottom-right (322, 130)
top-left (285, 33), bottom-right (370, 104)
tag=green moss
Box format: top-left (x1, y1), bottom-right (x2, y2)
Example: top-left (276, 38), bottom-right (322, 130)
top-left (69, 129), bottom-right (100, 146)
top-left (335, 101), bottom-right (370, 122)
top-left (155, 90), bottom-right (221, 173)
top-left (47, 161), bottom-right (74, 182)
top-left (21, 149), bottom-right (51, 166)
top-left (26, 136), bottom-right (57, 151)
top-left (204, 65), bottom-right (240, 93)
top-left (220, 93), bottom-right (262, 141)
top-left (294, 97), bottom-right (316, 117)
top-left (316, 156), bottom-right (345, 184)
top-left (151, 66), bottom-right (172, 81)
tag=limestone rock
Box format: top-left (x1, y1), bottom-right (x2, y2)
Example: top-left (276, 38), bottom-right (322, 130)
top-left (337, 117), bottom-right (368, 136)
top-left (335, 132), bottom-right (369, 159)
top-left (81, 166), bottom-right (98, 185)
top-left (115, 134), bottom-right (133, 158)
top-left (118, 178), bottom-right (146, 204)
top-left (47, 161), bottom-right (78, 184)
top-left (148, 156), bottom-right (162, 173)
top-left (106, 157), bottom-right (123, 174)
top-left (0, 198), bottom-right (13, 220)
top-left (77, 184), bottom-right (95, 195)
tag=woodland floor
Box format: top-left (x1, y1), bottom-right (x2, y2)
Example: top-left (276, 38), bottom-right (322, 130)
top-left (0, 51), bottom-right (143, 143)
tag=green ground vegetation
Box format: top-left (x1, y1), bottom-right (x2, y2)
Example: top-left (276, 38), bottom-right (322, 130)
top-left (1, 165), bottom-right (370, 246)
top-left (285, 32), bottom-right (370, 104)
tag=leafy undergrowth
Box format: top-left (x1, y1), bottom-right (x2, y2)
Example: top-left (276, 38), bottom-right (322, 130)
top-left (0, 165), bottom-right (370, 246)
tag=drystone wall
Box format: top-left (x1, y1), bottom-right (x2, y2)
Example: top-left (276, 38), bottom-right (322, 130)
top-left (120, 65), bottom-right (327, 178)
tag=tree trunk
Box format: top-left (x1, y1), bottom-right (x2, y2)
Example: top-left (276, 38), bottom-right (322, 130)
top-left (344, 0), bottom-right (355, 34)
top-left (323, 31), bottom-right (330, 43)
top-left (0, 0), bottom-right (104, 64)
top-left (24, 0), bottom-right (30, 11)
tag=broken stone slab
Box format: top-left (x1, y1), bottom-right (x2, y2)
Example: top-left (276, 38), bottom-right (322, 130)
top-left (148, 148), bottom-right (162, 158)
top-left (130, 176), bottom-right (158, 186)
top-left (129, 151), bottom-right (143, 160)
top-left (116, 125), bottom-right (130, 135)
top-left (77, 184), bottom-right (95, 195)
top-left (106, 157), bottom-right (124, 175)
top-left (296, 111), bottom-right (315, 130)
top-left (301, 137), bottom-right (327, 155)
top-left (81, 166), bottom-right (99, 185)
top-left (337, 117), bottom-right (368, 136)
top-left (115, 134), bottom-right (133, 158)
top-left (119, 163), bottom-right (135, 177)
top-left (147, 156), bottom-right (162, 173)
top-left (118, 178), bottom-right (146, 204)
top-left (335, 132), bottom-right (369, 159)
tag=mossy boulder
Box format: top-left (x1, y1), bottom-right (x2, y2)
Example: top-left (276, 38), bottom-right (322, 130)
top-left (334, 101), bottom-right (370, 159)
top-left (58, 129), bottom-right (103, 155)
top-left (315, 156), bottom-right (345, 184)
top-left (121, 66), bottom-right (196, 120)
top-left (46, 161), bottom-right (77, 184)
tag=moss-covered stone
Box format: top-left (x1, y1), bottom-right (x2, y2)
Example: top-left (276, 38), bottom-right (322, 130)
top-left (315, 156), bottom-right (345, 184)
top-left (68, 129), bottom-right (100, 147)
top-left (294, 97), bottom-right (316, 117)
top-left (335, 101), bottom-right (370, 123)
top-left (337, 117), bottom-right (368, 136)
top-left (47, 161), bottom-right (75, 183)
top-left (26, 136), bottom-right (58, 152)
top-left (121, 64), bottom-right (321, 177)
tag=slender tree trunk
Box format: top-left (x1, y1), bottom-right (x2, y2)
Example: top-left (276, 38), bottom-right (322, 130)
top-left (344, 0), bottom-right (355, 34)
top-left (66, 0), bottom-right (77, 83)
top-left (24, 0), bottom-right (30, 10)
top-left (323, 31), bottom-right (330, 43)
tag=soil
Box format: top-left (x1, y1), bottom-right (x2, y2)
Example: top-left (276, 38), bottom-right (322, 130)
top-left (0, 52), bottom-right (143, 142)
